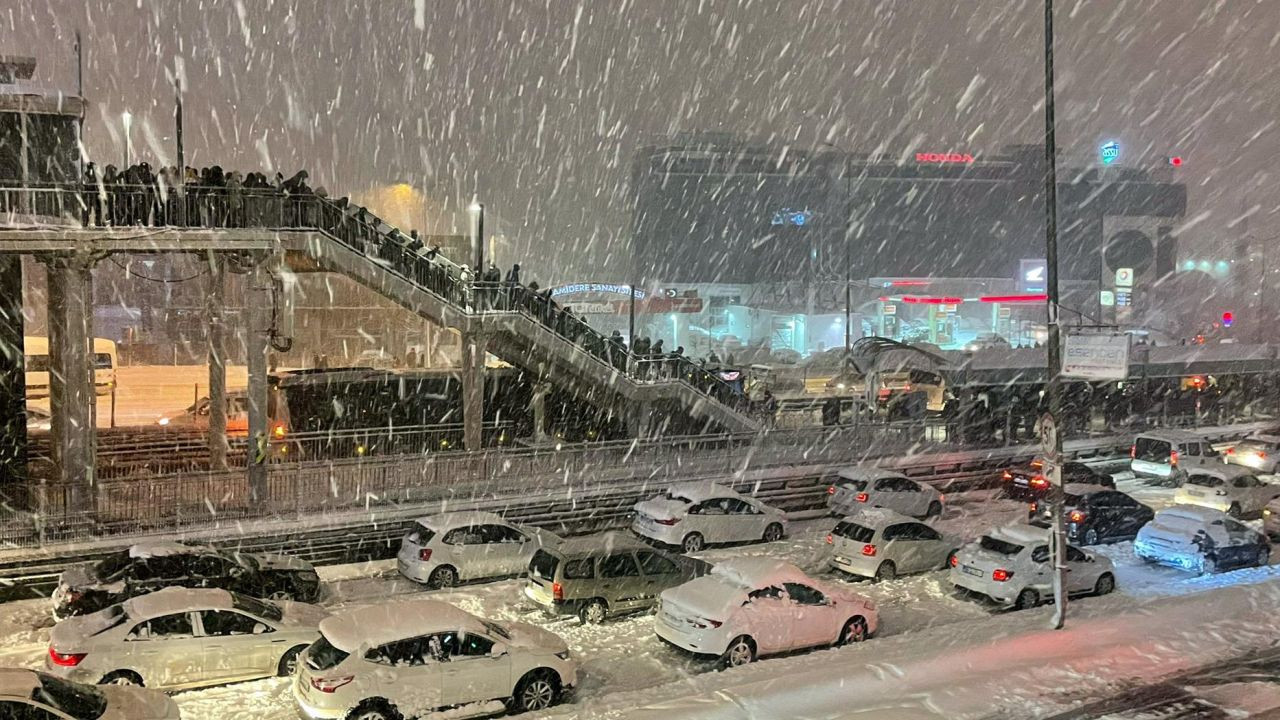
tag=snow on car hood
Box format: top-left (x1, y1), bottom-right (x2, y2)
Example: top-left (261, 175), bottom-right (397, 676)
top-left (661, 576), bottom-right (744, 623)
top-left (500, 621), bottom-right (567, 654)
top-left (100, 683), bottom-right (180, 720)
top-left (277, 600), bottom-right (330, 628)
top-left (251, 553), bottom-right (314, 572)
top-left (635, 497), bottom-right (690, 520)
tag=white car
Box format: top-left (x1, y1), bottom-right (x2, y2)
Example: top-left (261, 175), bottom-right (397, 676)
top-left (1135, 505), bottom-right (1271, 574)
top-left (827, 466), bottom-right (945, 519)
top-left (45, 587), bottom-right (327, 690)
top-left (1131, 431), bottom-right (1223, 485)
top-left (632, 482), bottom-right (788, 553)
top-left (827, 508), bottom-right (959, 581)
top-left (948, 524), bottom-right (1115, 610)
top-left (0, 668), bottom-right (179, 719)
top-left (294, 599), bottom-right (577, 720)
top-left (396, 511), bottom-right (561, 588)
top-left (1226, 434), bottom-right (1280, 474)
top-left (1174, 466), bottom-right (1280, 518)
top-left (654, 557), bottom-right (878, 668)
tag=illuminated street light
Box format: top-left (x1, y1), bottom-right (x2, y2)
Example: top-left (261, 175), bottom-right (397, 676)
top-left (121, 111), bottom-right (132, 167)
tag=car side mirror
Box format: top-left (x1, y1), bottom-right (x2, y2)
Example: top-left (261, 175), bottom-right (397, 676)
top-left (490, 642), bottom-right (508, 657)
top-left (252, 622), bottom-right (270, 634)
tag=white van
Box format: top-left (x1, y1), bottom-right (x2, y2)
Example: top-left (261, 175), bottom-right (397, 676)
top-left (24, 336), bottom-right (117, 398)
top-left (1131, 431), bottom-right (1223, 486)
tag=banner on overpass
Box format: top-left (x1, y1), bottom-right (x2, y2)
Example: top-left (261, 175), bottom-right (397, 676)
top-left (1063, 332), bottom-right (1131, 381)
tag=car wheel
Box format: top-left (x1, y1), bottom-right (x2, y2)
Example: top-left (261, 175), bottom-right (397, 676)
top-left (100, 670), bottom-right (143, 687)
top-left (762, 523), bottom-right (784, 543)
top-left (926, 501), bottom-right (943, 518)
top-left (720, 636), bottom-right (756, 669)
top-left (1229, 503), bottom-right (1243, 519)
top-left (278, 645), bottom-right (308, 677)
top-left (1084, 528), bottom-right (1100, 545)
top-left (346, 699), bottom-right (401, 720)
top-left (874, 561), bottom-right (896, 583)
top-left (1093, 573), bottom-right (1115, 596)
top-left (1014, 588), bottom-right (1040, 610)
top-left (837, 616), bottom-right (868, 645)
top-left (1257, 547), bottom-right (1272, 568)
top-left (512, 670), bottom-right (561, 713)
top-left (428, 565), bottom-right (458, 589)
top-left (682, 533), bottom-right (705, 554)
top-left (579, 599), bottom-right (608, 625)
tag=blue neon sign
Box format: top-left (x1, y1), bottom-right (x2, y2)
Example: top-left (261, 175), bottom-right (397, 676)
top-left (1099, 141), bottom-right (1120, 165)
top-left (771, 208), bottom-right (812, 227)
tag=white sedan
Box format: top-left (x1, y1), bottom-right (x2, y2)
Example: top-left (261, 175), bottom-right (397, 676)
top-left (828, 508), bottom-right (959, 581)
top-left (949, 524), bottom-right (1116, 610)
top-left (0, 668), bottom-right (179, 719)
top-left (827, 466), bottom-right (945, 519)
top-left (396, 511), bottom-right (561, 588)
top-left (632, 482), bottom-right (787, 553)
top-left (45, 587), bottom-right (327, 690)
top-left (1174, 466), bottom-right (1280, 518)
top-left (655, 557), bottom-right (878, 668)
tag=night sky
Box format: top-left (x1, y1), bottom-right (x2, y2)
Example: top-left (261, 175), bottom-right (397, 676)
top-left (7, 0), bottom-right (1279, 284)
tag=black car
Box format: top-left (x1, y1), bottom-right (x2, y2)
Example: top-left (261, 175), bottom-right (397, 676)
top-left (51, 541), bottom-right (321, 618)
top-left (1028, 486), bottom-right (1155, 545)
top-left (1003, 460), bottom-right (1115, 500)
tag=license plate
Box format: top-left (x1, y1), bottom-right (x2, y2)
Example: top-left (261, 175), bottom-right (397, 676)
top-left (1187, 490), bottom-right (1203, 497)
top-left (962, 565), bottom-right (983, 577)
top-left (834, 556), bottom-right (850, 565)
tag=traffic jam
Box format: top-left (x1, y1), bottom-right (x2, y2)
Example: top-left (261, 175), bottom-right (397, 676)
top-left (8, 428), bottom-right (1280, 720)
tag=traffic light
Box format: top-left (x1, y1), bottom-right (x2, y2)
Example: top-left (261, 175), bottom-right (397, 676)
top-left (1222, 311), bottom-right (1234, 328)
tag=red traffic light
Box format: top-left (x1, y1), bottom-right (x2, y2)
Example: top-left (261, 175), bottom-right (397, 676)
top-left (1222, 311), bottom-right (1234, 327)
top-left (1169, 156), bottom-right (1183, 167)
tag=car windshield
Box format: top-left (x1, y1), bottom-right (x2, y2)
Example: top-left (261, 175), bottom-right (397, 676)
top-left (93, 550), bottom-right (133, 581)
top-left (1134, 438), bottom-right (1171, 463)
top-left (34, 673), bottom-right (108, 718)
top-left (838, 479), bottom-right (868, 491)
top-left (482, 620), bottom-right (510, 640)
top-left (1186, 475), bottom-right (1224, 487)
top-left (833, 521), bottom-right (875, 543)
top-left (529, 549), bottom-right (559, 580)
top-left (406, 523), bottom-right (435, 545)
top-left (979, 535), bottom-right (1025, 556)
top-left (232, 593), bottom-right (283, 622)
top-left (306, 635), bottom-right (350, 671)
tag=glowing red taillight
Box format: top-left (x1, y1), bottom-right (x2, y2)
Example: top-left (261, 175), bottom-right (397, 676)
top-left (1171, 450), bottom-right (1179, 466)
top-left (1002, 470), bottom-right (1013, 480)
top-left (825, 534), bottom-right (833, 544)
top-left (827, 486), bottom-right (837, 495)
top-left (418, 548), bottom-right (432, 561)
top-left (1260, 451), bottom-right (1268, 460)
top-left (1030, 476), bottom-right (1048, 489)
top-left (1069, 510), bottom-right (1085, 523)
top-left (949, 555), bottom-right (958, 567)
top-left (992, 568), bottom-right (1012, 582)
top-left (654, 517), bottom-right (679, 526)
top-left (855, 493), bottom-right (869, 503)
top-left (1029, 501), bottom-right (1038, 513)
top-left (552, 582), bottom-right (563, 601)
top-left (1130, 445), bottom-right (1136, 459)
top-left (861, 544), bottom-right (877, 557)
top-left (311, 675), bottom-right (354, 693)
top-left (49, 648), bottom-right (86, 667)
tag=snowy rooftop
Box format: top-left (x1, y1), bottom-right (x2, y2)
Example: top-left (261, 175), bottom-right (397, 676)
top-left (414, 511), bottom-right (509, 532)
top-left (320, 599), bottom-right (483, 651)
top-left (124, 587), bottom-right (235, 618)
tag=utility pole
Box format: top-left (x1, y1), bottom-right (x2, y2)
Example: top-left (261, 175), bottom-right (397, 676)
top-left (174, 64), bottom-right (186, 226)
top-left (1043, 0), bottom-right (1068, 630)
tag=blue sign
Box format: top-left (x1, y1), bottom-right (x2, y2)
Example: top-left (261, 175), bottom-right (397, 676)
top-left (771, 208), bottom-right (812, 227)
top-left (1100, 141), bottom-right (1120, 165)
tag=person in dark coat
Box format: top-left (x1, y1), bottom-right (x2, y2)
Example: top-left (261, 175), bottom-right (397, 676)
top-left (650, 339), bottom-right (665, 378)
top-left (667, 345), bottom-right (685, 379)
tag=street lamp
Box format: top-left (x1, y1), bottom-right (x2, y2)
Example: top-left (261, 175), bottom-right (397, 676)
top-left (816, 141), bottom-right (855, 356)
top-left (120, 111), bottom-right (132, 168)
top-left (469, 201), bottom-right (485, 271)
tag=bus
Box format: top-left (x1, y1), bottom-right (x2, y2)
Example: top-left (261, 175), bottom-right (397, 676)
top-left (24, 336), bottom-right (117, 398)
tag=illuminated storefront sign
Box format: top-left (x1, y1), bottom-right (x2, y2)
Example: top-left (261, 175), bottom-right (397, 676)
top-left (550, 283), bottom-right (645, 299)
top-left (770, 209), bottom-right (812, 226)
top-left (1100, 141), bottom-right (1120, 165)
top-left (915, 152), bottom-right (975, 164)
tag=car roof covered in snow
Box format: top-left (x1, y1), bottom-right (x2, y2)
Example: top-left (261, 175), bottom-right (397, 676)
top-left (709, 557), bottom-right (811, 589)
top-left (989, 524), bottom-right (1051, 546)
top-left (1135, 429), bottom-right (1211, 443)
top-left (664, 482), bottom-right (743, 503)
top-left (128, 541), bottom-right (208, 559)
top-left (838, 507), bottom-right (920, 530)
top-left (413, 511), bottom-right (510, 532)
top-left (320, 599), bottom-right (485, 651)
top-left (837, 465), bottom-right (906, 482)
top-left (553, 530), bottom-right (646, 557)
top-left (0, 668), bottom-right (41, 698)
top-left (1157, 504), bottom-right (1231, 524)
top-left (124, 587), bottom-right (236, 618)
top-left (1186, 465), bottom-right (1254, 481)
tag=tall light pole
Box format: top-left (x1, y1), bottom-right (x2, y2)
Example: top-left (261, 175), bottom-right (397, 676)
top-left (470, 202), bottom-right (485, 271)
top-left (121, 112), bottom-right (132, 168)
top-left (1043, 0), bottom-right (1068, 630)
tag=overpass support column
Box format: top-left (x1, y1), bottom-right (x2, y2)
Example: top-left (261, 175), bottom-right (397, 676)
top-left (46, 254), bottom-right (97, 514)
top-left (244, 256), bottom-right (271, 500)
top-left (625, 401), bottom-right (649, 440)
top-left (0, 256), bottom-right (26, 486)
top-left (461, 331), bottom-right (488, 451)
top-left (206, 252), bottom-right (228, 472)
top-left (530, 382), bottom-right (550, 444)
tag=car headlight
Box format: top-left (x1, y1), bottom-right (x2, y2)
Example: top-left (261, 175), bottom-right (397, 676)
top-left (1266, 508), bottom-right (1273, 517)
top-left (157, 417), bottom-right (170, 426)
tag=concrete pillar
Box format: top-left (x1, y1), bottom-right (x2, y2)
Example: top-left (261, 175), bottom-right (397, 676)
top-left (531, 382), bottom-right (550, 444)
top-left (461, 331), bottom-right (487, 451)
top-left (206, 252), bottom-right (228, 471)
top-left (625, 401), bottom-right (649, 440)
top-left (0, 256), bottom-right (26, 485)
top-left (245, 257), bottom-right (270, 499)
top-left (46, 255), bottom-right (96, 513)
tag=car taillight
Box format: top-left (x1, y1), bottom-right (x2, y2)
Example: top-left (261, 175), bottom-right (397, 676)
top-left (949, 555), bottom-right (958, 567)
top-left (1002, 470), bottom-right (1013, 480)
top-left (827, 486), bottom-right (837, 495)
top-left (1130, 445), bottom-right (1136, 459)
top-left (654, 517), bottom-right (679, 526)
top-left (552, 582), bottom-right (563, 601)
top-left (825, 534), bottom-right (833, 545)
top-left (418, 548), bottom-right (432, 561)
top-left (1029, 501), bottom-right (1038, 513)
top-left (1225, 447), bottom-right (1235, 455)
top-left (1069, 510), bottom-right (1085, 523)
top-left (861, 544), bottom-right (877, 557)
top-left (992, 569), bottom-right (1012, 582)
top-left (1260, 451), bottom-right (1268, 460)
top-left (1030, 476), bottom-right (1048, 489)
top-left (49, 648), bottom-right (86, 667)
top-left (1171, 450), bottom-right (1179, 466)
top-left (311, 675), bottom-right (354, 693)
top-left (856, 493), bottom-right (869, 503)
top-left (693, 618), bottom-right (723, 629)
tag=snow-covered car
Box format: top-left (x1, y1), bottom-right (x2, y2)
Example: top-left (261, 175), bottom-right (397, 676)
top-left (1174, 466), bottom-right (1280, 518)
top-left (631, 483), bottom-right (787, 553)
top-left (46, 587), bottom-right (325, 690)
top-left (1134, 505), bottom-right (1271, 573)
top-left (0, 668), bottom-right (179, 719)
top-left (52, 541), bottom-right (321, 619)
top-left (654, 558), bottom-right (878, 668)
top-left (293, 599), bottom-right (576, 719)
top-left (1027, 485), bottom-right (1154, 545)
top-left (827, 466), bottom-right (944, 519)
top-left (1003, 460), bottom-right (1114, 500)
top-left (1226, 434), bottom-right (1280, 474)
top-left (1131, 431), bottom-right (1223, 485)
top-left (948, 525), bottom-right (1115, 610)
top-left (827, 508), bottom-right (959, 581)
top-left (396, 511), bottom-right (561, 588)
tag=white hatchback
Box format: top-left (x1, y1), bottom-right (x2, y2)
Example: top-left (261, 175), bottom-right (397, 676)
top-left (1174, 466), bottom-right (1280, 518)
top-left (827, 466), bottom-right (945, 519)
top-left (294, 599), bottom-right (577, 720)
top-left (948, 525), bottom-right (1116, 610)
top-left (655, 557), bottom-right (878, 668)
top-left (45, 587), bottom-right (327, 691)
top-left (396, 511), bottom-right (561, 588)
top-left (827, 508), bottom-right (959, 581)
top-left (632, 483), bottom-right (788, 553)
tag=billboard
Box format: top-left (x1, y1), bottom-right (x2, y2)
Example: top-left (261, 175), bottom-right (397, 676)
top-left (1062, 332), bottom-right (1131, 381)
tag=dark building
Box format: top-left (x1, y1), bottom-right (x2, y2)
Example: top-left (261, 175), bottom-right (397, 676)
top-left (630, 135), bottom-right (1187, 291)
